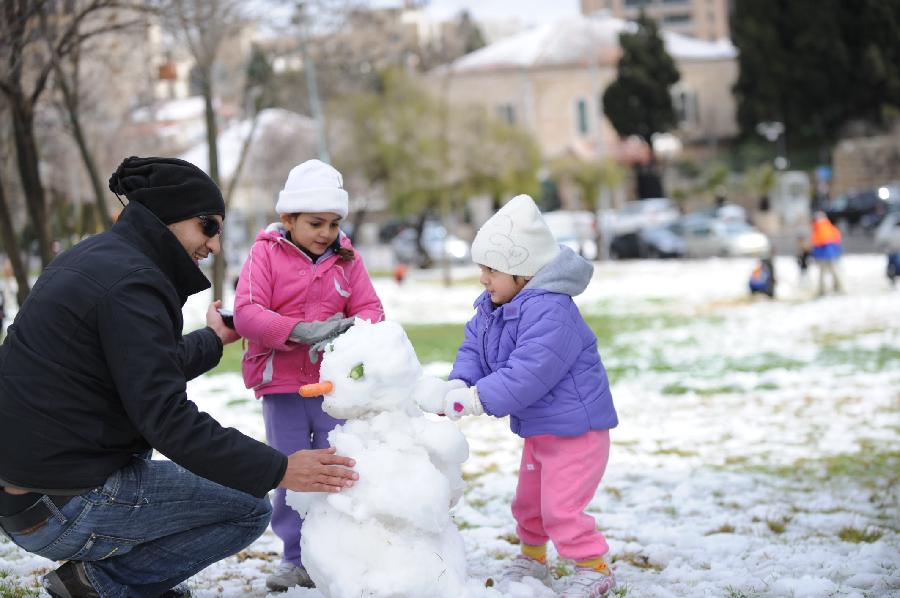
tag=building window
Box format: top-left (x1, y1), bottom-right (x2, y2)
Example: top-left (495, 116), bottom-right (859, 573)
top-left (575, 98), bottom-right (589, 136)
top-left (672, 88), bottom-right (699, 125)
top-left (497, 103), bottom-right (516, 125)
top-left (663, 13), bottom-right (692, 24)
top-left (624, 0), bottom-right (650, 7)
top-left (662, 0), bottom-right (689, 4)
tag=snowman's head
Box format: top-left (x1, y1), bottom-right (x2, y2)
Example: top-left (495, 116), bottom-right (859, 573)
top-left (314, 319), bottom-right (422, 419)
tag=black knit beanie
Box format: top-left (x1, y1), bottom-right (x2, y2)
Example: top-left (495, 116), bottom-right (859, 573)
top-left (108, 156), bottom-right (225, 224)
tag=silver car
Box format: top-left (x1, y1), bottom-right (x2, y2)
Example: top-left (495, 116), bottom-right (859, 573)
top-left (673, 216), bottom-right (771, 258)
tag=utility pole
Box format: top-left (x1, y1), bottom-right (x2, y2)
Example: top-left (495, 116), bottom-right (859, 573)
top-left (294, 2), bottom-right (331, 163)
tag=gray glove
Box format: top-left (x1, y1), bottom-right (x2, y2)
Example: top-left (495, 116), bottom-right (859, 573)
top-left (289, 314), bottom-right (355, 363)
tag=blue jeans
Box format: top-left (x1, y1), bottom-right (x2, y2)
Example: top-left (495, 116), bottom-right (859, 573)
top-left (7, 455), bottom-right (272, 597)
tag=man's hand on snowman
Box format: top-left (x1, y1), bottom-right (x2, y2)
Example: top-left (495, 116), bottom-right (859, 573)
top-left (412, 377), bottom-right (467, 413)
top-left (443, 386), bottom-right (484, 421)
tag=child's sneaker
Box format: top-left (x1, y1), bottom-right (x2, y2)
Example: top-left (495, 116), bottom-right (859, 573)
top-left (498, 555), bottom-right (551, 586)
top-left (559, 565), bottom-right (616, 597)
top-left (266, 562), bottom-right (315, 592)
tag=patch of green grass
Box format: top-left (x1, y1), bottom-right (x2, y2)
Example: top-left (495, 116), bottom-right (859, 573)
top-left (405, 323), bottom-right (466, 364)
top-left (208, 340), bottom-right (244, 375)
top-left (705, 523), bottom-right (736, 535)
top-left (726, 352), bottom-right (806, 373)
top-left (766, 516), bottom-right (791, 534)
top-left (724, 586), bottom-right (757, 598)
top-left (498, 533), bottom-right (520, 545)
top-left (552, 561), bottom-right (573, 578)
top-left (226, 398), bottom-right (251, 407)
top-left (0, 569), bottom-right (39, 598)
top-left (661, 382), bottom-right (741, 395)
top-left (653, 446), bottom-right (698, 457)
top-left (611, 585), bottom-right (631, 597)
top-left (817, 345), bottom-right (900, 373)
top-left (612, 552), bottom-right (664, 571)
top-left (661, 382), bottom-right (691, 395)
top-left (838, 526), bottom-right (883, 543)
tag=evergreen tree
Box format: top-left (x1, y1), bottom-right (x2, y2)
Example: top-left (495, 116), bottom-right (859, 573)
top-left (602, 12), bottom-right (680, 197)
top-left (457, 10), bottom-right (486, 54)
top-left (731, 0), bottom-right (900, 147)
top-left (602, 12), bottom-right (680, 145)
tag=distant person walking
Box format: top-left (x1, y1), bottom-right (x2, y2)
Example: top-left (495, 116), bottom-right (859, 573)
top-left (810, 211), bottom-right (844, 296)
top-left (796, 236), bottom-right (811, 279)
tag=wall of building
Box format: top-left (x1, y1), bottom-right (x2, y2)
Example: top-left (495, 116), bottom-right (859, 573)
top-left (431, 55), bottom-right (736, 160)
top-left (832, 132), bottom-right (900, 196)
top-left (581, 0), bottom-right (730, 41)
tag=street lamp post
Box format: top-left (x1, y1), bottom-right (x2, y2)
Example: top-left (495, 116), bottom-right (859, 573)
top-left (756, 121), bottom-right (787, 170)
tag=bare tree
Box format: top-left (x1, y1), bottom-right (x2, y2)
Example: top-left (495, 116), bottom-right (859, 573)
top-left (0, 167), bottom-right (30, 306)
top-left (164, 0), bottom-right (250, 301)
top-left (0, 0), bottom-right (142, 277)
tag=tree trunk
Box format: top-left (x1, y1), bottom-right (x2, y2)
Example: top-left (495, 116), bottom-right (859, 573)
top-left (10, 96), bottom-right (53, 268)
top-left (0, 169), bottom-right (31, 306)
top-left (200, 69), bottom-right (226, 301)
top-left (55, 62), bottom-right (112, 231)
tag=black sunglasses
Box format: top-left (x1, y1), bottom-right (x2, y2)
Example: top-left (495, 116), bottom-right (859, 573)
top-left (198, 216), bottom-right (222, 238)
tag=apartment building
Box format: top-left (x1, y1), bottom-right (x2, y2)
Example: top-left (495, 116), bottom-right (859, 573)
top-left (581, 0), bottom-right (730, 41)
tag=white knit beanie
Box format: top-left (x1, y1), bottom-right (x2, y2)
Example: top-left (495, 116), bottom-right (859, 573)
top-left (471, 194), bottom-right (560, 277)
top-left (275, 159), bottom-right (349, 218)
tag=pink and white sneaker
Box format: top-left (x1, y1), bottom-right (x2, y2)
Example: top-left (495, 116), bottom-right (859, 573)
top-left (559, 565), bottom-right (616, 597)
top-left (498, 555), bottom-right (551, 587)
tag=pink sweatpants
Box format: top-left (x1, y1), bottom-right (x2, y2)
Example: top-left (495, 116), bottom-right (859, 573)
top-left (511, 430), bottom-right (611, 561)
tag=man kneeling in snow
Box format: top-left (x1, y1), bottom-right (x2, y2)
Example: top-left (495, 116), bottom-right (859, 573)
top-left (0, 156), bottom-right (357, 597)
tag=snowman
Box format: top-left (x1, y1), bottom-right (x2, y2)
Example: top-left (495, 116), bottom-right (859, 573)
top-left (285, 319), bottom-right (476, 598)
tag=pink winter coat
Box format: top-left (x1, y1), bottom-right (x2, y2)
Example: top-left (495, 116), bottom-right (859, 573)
top-left (234, 225), bottom-right (384, 397)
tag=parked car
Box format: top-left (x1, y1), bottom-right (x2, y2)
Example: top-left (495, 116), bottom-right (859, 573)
top-left (602, 198), bottom-right (680, 236)
top-left (874, 210), bottom-right (900, 252)
top-left (542, 210), bottom-right (598, 260)
top-left (825, 190), bottom-right (887, 231)
top-left (672, 216), bottom-right (770, 258)
top-left (609, 226), bottom-right (685, 259)
top-left (390, 222), bottom-right (470, 267)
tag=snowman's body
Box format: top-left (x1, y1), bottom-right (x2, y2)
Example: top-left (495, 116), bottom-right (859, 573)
top-left (286, 320), bottom-right (471, 598)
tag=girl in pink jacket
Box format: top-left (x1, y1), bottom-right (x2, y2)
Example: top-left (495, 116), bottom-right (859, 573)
top-left (233, 160), bottom-right (384, 591)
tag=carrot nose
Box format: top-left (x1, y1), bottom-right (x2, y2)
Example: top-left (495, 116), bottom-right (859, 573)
top-left (299, 380), bottom-right (334, 397)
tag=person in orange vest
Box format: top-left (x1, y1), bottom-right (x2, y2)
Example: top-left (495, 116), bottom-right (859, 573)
top-left (810, 211), bottom-right (844, 296)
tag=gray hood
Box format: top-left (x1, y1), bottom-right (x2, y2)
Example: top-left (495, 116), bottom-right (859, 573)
top-left (525, 245), bottom-right (593, 297)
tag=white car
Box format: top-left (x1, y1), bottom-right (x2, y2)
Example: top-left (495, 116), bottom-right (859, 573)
top-left (602, 198), bottom-right (680, 236)
top-left (874, 211), bottom-right (900, 252)
top-left (542, 210), bottom-right (598, 260)
top-left (673, 216), bottom-right (770, 258)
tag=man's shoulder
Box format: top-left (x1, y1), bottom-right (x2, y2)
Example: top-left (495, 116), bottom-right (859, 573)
top-left (53, 232), bottom-right (161, 285)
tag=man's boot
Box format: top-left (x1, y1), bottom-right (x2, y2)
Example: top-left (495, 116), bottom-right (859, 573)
top-left (42, 561), bottom-right (100, 598)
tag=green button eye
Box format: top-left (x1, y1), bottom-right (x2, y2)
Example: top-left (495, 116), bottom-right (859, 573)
top-left (349, 363), bottom-right (364, 380)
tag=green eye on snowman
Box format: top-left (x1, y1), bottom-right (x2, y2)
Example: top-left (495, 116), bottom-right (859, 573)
top-left (349, 363), bottom-right (365, 380)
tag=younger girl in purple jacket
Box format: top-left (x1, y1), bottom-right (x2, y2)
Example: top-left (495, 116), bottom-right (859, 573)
top-left (441, 194), bottom-right (618, 597)
top-left (233, 160), bottom-right (384, 591)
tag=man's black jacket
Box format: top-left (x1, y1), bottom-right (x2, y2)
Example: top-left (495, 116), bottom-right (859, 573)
top-left (0, 202), bottom-right (286, 498)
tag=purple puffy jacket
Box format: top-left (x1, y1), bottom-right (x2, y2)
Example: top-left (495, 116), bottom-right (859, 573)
top-left (449, 246), bottom-right (618, 438)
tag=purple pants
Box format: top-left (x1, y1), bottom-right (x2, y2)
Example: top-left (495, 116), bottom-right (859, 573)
top-left (262, 393), bottom-right (344, 566)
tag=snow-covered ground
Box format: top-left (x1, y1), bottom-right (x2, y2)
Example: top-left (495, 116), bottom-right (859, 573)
top-left (2, 255), bottom-right (898, 597)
